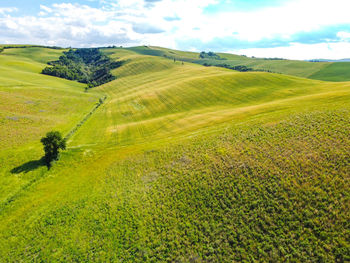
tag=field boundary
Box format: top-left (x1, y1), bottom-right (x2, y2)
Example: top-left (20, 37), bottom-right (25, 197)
top-left (64, 95), bottom-right (107, 141)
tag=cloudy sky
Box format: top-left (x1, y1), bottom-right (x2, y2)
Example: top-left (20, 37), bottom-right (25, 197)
top-left (1, 0), bottom-right (350, 59)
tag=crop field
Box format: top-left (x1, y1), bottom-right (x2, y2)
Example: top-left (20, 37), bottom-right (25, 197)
top-left (0, 46), bottom-right (349, 262)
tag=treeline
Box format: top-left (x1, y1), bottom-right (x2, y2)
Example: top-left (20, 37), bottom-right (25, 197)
top-left (262, 57), bottom-right (286, 60)
top-left (199, 51), bottom-right (226, 60)
top-left (42, 48), bottom-right (124, 87)
top-left (203, 63), bottom-right (252, 72)
top-left (1, 45), bottom-right (63, 50)
top-left (216, 64), bottom-right (253, 72)
top-left (203, 62), bottom-right (274, 73)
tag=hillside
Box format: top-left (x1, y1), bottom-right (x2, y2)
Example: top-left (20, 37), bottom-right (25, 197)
top-left (0, 46), bottom-right (102, 207)
top-left (0, 46), bottom-right (349, 262)
top-left (128, 46), bottom-right (350, 82)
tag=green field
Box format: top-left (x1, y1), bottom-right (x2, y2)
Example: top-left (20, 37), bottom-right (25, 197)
top-left (129, 46), bottom-right (350, 82)
top-left (0, 46), bottom-right (349, 262)
top-left (309, 62), bottom-right (350, 81)
top-left (0, 47), bottom-right (101, 210)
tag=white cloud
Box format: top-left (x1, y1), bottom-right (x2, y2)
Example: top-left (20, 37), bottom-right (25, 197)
top-left (0, 7), bottom-right (17, 15)
top-left (0, 3), bottom-right (138, 47)
top-left (105, 0), bottom-right (350, 53)
top-left (337, 31), bottom-right (350, 40)
top-left (167, 0), bottom-right (350, 42)
top-left (1, 0), bottom-right (350, 59)
top-left (40, 5), bottom-right (52, 13)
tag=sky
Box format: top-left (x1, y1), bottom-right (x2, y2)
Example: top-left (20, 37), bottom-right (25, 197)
top-left (1, 0), bottom-right (350, 60)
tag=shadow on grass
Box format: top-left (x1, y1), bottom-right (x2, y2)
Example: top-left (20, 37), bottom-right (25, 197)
top-left (11, 158), bottom-right (46, 174)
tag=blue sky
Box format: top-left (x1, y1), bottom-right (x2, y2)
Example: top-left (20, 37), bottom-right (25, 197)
top-left (1, 0), bottom-right (350, 59)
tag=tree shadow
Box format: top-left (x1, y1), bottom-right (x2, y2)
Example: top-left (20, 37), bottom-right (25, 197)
top-left (11, 158), bottom-right (46, 174)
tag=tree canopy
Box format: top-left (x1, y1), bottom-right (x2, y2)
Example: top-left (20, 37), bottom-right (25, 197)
top-left (42, 48), bottom-right (124, 87)
top-left (199, 51), bottom-right (225, 60)
top-left (40, 131), bottom-right (66, 168)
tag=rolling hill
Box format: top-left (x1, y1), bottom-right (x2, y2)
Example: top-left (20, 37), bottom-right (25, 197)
top-left (128, 45), bottom-right (350, 82)
top-left (0, 46), bottom-right (349, 262)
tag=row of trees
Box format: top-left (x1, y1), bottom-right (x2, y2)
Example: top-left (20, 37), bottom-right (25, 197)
top-left (203, 63), bottom-right (254, 72)
top-left (203, 62), bottom-right (274, 73)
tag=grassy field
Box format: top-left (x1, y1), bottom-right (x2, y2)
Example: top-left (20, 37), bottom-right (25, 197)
top-left (0, 47), bottom-right (101, 210)
top-left (309, 62), bottom-right (350, 81)
top-left (0, 46), bottom-right (349, 262)
top-left (129, 46), bottom-right (350, 81)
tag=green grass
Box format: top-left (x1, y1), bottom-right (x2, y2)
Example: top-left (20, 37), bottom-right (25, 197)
top-left (0, 47), bottom-right (102, 149)
top-left (0, 47), bottom-right (101, 208)
top-left (127, 46), bottom-right (204, 62)
top-left (309, 62), bottom-right (350, 81)
top-left (2, 47), bottom-right (67, 64)
top-left (0, 46), bottom-right (349, 262)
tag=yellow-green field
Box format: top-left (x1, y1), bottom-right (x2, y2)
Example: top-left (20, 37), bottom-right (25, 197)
top-left (0, 46), bottom-right (349, 262)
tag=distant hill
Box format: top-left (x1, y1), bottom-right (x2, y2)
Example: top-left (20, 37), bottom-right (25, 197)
top-left (309, 58), bottom-right (350, 62)
top-left (128, 46), bottom-right (350, 82)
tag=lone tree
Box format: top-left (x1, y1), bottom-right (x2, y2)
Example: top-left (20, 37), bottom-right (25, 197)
top-left (41, 131), bottom-right (66, 168)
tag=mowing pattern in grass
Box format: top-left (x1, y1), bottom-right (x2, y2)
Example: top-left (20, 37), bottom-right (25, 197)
top-left (67, 49), bottom-right (350, 148)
